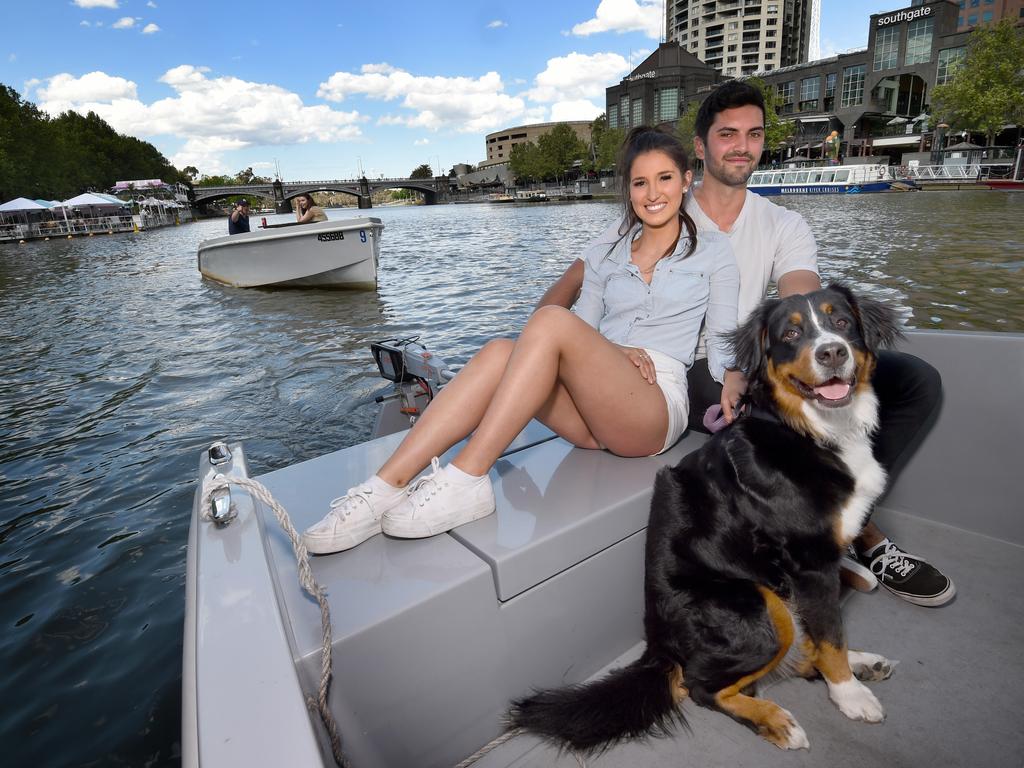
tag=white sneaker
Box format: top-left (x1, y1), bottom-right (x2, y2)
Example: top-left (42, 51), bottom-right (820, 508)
top-left (382, 457), bottom-right (495, 538)
top-left (302, 481), bottom-right (406, 554)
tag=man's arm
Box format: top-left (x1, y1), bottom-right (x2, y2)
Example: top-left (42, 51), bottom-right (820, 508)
top-left (777, 269), bottom-right (821, 298)
top-left (535, 258), bottom-right (584, 310)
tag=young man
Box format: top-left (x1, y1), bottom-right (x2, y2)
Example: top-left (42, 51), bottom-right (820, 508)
top-left (538, 81), bottom-right (954, 607)
top-left (228, 199), bottom-right (250, 235)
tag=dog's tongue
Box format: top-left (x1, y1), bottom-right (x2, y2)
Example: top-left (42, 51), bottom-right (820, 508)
top-left (814, 381), bottom-right (851, 400)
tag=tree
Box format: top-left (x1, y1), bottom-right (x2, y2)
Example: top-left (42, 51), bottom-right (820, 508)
top-left (182, 166), bottom-right (199, 181)
top-left (747, 77), bottom-right (794, 154)
top-left (538, 123), bottom-right (587, 185)
top-left (675, 102), bottom-right (701, 156)
top-left (409, 163), bottom-right (434, 179)
top-left (931, 19), bottom-right (1024, 147)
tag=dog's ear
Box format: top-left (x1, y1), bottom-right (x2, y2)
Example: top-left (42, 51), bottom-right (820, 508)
top-left (729, 298), bottom-right (779, 380)
top-left (828, 282), bottom-right (903, 350)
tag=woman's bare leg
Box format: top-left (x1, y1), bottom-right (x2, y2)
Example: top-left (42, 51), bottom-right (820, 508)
top-left (376, 339), bottom-right (514, 486)
top-left (453, 306), bottom-right (669, 476)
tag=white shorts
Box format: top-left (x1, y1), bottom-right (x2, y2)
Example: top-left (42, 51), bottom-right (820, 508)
top-left (643, 347), bottom-right (690, 455)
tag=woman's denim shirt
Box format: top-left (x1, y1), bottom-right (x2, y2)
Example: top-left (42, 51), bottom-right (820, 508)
top-left (574, 224), bottom-right (739, 382)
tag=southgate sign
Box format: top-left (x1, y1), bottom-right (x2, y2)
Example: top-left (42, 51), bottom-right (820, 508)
top-left (877, 5), bottom-right (932, 26)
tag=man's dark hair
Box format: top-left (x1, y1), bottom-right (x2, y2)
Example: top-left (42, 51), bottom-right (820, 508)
top-left (694, 80), bottom-right (766, 142)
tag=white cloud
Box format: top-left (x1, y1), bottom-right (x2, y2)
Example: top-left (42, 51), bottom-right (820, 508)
top-left (8, 53), bottom-right (15, 63)
top-left (142, 23), bottom-right (160, 34)
top-left (35, 66), bottom-right (366, 173)
top-left (318, 63), bottom-right (544, 133)
top-left (525, 52), bottom-right (631, 104)
top-left (112, 16), bottom-right (135, 29)
top-left (414, 138), bottom-right (430, 146)
top-left (80, 20), bottom-right (91, 26)
top-left (73, 0), bottom-right (118, 7)
top-left (550, 99), bottom-right (604, 122)
top-left (147, 1), bottom-right (158, 7)
top-left (38, 71), bottom-right (138, 103)
top-left (487, 20), bottom-right (506, 29)
top-left (571, 0), bottom-right (662, 39)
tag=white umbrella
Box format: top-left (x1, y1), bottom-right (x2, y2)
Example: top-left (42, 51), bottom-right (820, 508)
top-left (61, 192), bottom-right (130, 207)
top-left (0, 197), bottom-right (47, 212)
top-left (886, 116), bottom-right (908, 125)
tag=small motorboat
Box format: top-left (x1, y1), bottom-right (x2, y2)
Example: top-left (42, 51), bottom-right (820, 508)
top-left (748, 164), bottom-right (918, 196)
top-left (182, 330), bottom-right (1024, 767)
top-left (197, 217), bottom-right (384, 289)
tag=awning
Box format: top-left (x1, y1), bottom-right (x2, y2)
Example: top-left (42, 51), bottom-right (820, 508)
top-left (872, 135), bottom-right (922, 147)
top-left (796, 116), bottom-right (832, 123)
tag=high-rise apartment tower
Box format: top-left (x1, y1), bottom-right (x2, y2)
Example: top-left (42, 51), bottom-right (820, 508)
top-left (666, 0), bottom-right (820, 77)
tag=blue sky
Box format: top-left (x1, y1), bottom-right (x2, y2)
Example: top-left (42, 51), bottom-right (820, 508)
top-left (2, 0), bottom-right (904, 181)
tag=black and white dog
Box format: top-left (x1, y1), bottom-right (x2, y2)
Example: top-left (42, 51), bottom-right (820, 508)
top-left (510, 284), bottom-right (901, 752)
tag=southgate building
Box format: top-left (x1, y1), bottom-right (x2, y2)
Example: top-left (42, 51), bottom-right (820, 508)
top-left (608, 0), bottom-right (1022, 165)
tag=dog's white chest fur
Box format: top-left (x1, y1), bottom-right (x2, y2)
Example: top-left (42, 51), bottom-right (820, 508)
top-left (802, 390), bottom-right (887, 544)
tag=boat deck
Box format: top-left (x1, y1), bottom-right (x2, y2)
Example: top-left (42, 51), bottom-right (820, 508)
top-left (478, 504), bottom-right (1024, 768)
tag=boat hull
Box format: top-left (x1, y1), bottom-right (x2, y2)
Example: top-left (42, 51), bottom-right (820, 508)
top-left (750, 180), bottom-right (898, 196)
top-left (197, 218), bottom-right (383, 289)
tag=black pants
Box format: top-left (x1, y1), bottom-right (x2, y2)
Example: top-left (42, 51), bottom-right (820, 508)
top-left (686, 350), bottom-right (943, 493)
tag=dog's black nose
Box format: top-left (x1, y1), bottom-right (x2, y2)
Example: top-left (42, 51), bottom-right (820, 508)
top-left (815, 342), bottom-right (849, 368)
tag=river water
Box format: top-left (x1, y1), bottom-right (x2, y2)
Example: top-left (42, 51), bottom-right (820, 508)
top-left (1, 192), bottom-right (1022, 766)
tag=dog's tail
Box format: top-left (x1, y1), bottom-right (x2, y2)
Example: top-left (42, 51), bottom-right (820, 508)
top-left (508, 651), bottom-right (688, 754)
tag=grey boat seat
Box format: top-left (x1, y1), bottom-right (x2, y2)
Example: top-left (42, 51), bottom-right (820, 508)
top-left (254, 422), bottom-right (708, 767)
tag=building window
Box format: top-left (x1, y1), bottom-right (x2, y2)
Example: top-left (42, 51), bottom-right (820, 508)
top-left (905, 17), bottom-right (934, 65)
top-left (657, 87), bottom-right (679, 122)
top-left (874, 26), bottom-right (899, 71)
top-left (631, 98), bottom-right (643, 126)
top-left (982, 11), bottom-right (993, 21)
top-left (620, 95), bottom-right (629, 127)
top-left (967, 13), bottom-right (977, 25)
top-left (608, 104), bottom-right (618, 129)
top-left (936, 47), bottom-right (966, 85)
top-left (841, 64), bottom-right (865, 107)
top-left (777, 81), bottom-right (795, 114)
top-left (969, 0), bottom-right (979, 6)
top-left (799, 76), bottom-right (820, 111)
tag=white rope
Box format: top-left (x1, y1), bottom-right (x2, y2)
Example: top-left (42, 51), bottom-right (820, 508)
top-left (201, 474), bottom-right (349, 768)
top-left (452, 727), bottom-right (523, 768)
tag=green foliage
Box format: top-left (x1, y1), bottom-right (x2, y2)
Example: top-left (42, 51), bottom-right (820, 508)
top-left (746, 77), bottom-right (794, 153)
top-left (409, 163), bottom-right (434, 179)
top-left (674, 102), bottom-right (701, 156)
top-left (0, 84), bottom-right (184, 200)
top-left (508, 123), bottom-right (589, 183)
top-left (931, 20), bottom-right (1024, 146)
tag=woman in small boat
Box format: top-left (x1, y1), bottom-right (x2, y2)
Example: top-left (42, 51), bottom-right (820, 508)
top-left (302, 126), bottom-right (743, 554)
top-left (294, 193), bottom-right (328, 223)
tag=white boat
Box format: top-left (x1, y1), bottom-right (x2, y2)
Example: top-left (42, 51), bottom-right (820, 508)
top-left (197, 217), bottom-right (384, 289)
top-left (748, 164), bottom-right (918, 196)
top-left (183, 331), bottom-right (1024, 767)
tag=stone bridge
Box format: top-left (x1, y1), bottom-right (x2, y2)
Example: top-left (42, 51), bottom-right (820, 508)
top-left (190, 177), bottom-right (450, 211)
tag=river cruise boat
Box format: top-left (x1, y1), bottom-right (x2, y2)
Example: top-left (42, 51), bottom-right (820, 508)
top-left (197, 217), bottom-right (383, 289)
top-left (182, 327), bottom-right (1023, 768)
top-left (748, 164), bottom-right (917, 196)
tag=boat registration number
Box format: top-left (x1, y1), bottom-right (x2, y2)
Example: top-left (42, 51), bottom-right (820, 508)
top-left (317, 231), bottom-right (345, 242)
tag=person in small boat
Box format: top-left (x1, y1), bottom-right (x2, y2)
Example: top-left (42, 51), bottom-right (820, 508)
top-left (302, 126), bottom-right (743, 554)
top-left (294, 193), bottom-right (328, 224)
top-left (228, 199), bottom-right (250, 234)
top-left (537, 80), bottom-right (955, 608)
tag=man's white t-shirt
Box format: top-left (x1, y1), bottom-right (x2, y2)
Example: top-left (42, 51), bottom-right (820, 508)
top-left (685, 188), bottom-right (818, 321)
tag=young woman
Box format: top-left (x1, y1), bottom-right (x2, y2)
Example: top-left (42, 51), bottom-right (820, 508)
top-left (302, 126), bottom-right (743, 554)
top-left (294, 193), bottom-right (328, 223)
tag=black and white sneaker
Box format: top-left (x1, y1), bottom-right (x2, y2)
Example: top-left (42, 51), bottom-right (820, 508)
top-left (859, 540), bottom-right (956, 607)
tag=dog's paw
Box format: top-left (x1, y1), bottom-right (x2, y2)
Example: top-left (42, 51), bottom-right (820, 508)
top-left (762, 707), bottom-right (810, 750)
top-left (848, 651), bottom-right (897, 682)
top-left (829, 679), bottom-right (885, 722)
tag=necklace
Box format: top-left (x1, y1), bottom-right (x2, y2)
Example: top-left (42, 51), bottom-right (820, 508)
top-left (635, 257), bottom-right (662, 275)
